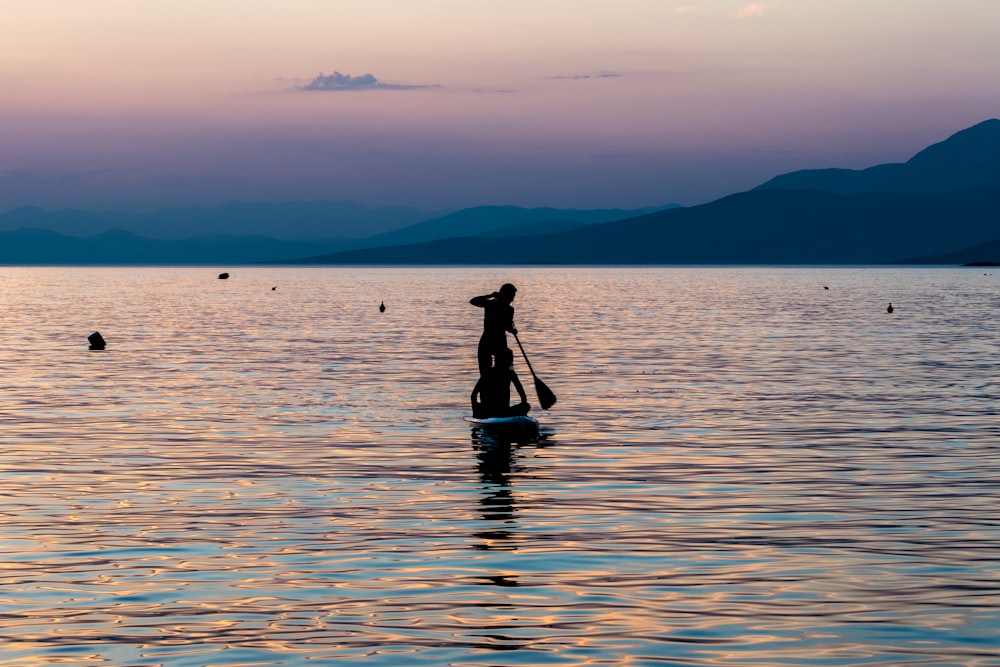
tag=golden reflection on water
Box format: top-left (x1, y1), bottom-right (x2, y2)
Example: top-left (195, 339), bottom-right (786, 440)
top-left (0, 267), bottom-right (998, 666)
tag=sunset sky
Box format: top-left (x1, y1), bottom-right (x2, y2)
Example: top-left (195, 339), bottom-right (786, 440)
top-left (2, 1), bottom-right (998, 213)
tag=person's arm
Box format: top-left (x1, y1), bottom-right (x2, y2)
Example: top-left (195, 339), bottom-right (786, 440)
top-left (511, 372), bottom-right (528, 404)
top-left (504, 305), bottom-right (517, 334)
top-left (471, 377), bottom-right (484, 406)
top-left (470, 293), bottom-right (497, 307)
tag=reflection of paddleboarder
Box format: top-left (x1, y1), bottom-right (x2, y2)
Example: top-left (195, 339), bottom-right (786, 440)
top-left (470, 283), bottom-right (517, 376)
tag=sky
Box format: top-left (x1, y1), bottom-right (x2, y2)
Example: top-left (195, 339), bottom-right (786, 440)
top-left (2, 0), bottom-right (999, 213)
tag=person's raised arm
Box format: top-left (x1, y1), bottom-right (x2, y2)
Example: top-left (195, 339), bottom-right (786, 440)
top-left (470, 292), bottom-right (497, 307)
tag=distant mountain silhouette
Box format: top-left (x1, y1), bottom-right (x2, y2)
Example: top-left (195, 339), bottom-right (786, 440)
top-left (282, 187), bottom-right (1000, 265)
top-left (0, 203), bottom-right (676, 264)
top-left (6, 120), bottom-right (1000, 266)
top-left (901, 238), bottom-right (1000, 265)
top-left (363, 205), bottom-right (675, 246)
top-left (756, 119), bottom-right (1000, 195)
top-left (0, 228), bottom-right (347, 265)
top-left (279, 119), bottom-right (1000, 265)
top-left (0, 201), bottom-right (445, 241)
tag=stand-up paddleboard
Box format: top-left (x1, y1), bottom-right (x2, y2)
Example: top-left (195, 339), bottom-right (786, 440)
top-left (464, 415), bottom-right (539, 430)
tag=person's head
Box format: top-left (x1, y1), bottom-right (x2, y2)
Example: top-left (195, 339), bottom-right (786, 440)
top-left (498, 283), bottom-right (517, 304)
top-left (498, 348), bottom-right (514, 369)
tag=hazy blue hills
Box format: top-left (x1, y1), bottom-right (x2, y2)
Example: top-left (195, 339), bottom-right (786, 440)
top-left (0, 201), bottom-right (445, 241)
top-left (756, 119), bottom-right (1000, 195)
top-left (4, 119), bottom-right (999, 265)
top-left (902, 238), bottom-right (1000, 265)
top-left (363, 205), bottom-right (676, 246)
top-left (0, 204), bottom-right (672, 265)
top-left (285, 119), bottom-right (1000, 265)
top-left (283, 187), bottom-right (1000, 265)
top-left (0, 228), bottom-right (348, 265)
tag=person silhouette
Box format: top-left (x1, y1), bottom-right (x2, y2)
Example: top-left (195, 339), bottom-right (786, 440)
top-left (471, 348), bottom-right (530, 418)
top-left (470, 283), bottom-right (518, 377)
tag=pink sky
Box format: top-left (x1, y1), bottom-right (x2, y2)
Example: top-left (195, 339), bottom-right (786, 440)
top-left (2, 1), bottom-right (998, 212)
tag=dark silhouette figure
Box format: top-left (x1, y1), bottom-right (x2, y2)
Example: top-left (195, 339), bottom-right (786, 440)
top-left (824, 285), bottom-right (830, 290)
top-left (379, 301), bottom-right (386, 312)
top-left (272, 286), bottom-right (277, 290)
top-left (218, 272), bottom-right (229, 280)
top-left (88, 331), bottom-right (106, 350)
top-left (887, 302), bottom-right (894, 313)
top-left (470, 283), bottom-right (517, 376)
top-left (471, 348), bottom-right (529, 418)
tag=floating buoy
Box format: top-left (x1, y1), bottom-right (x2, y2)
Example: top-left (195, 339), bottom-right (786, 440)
top-left (218, 272), bottom-right (230, 280)
top-left (88, 331), bottom-right (106, 350)
top-left (887, 302), bottom-right (894, 313)
top-left (379, 301), bottom-right (386, 313)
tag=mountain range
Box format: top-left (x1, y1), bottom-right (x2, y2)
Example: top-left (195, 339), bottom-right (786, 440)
top-left (0, 204), bottom-right (675, 264)
top-left (285, 119), bottom-right (1000, 266)
top-left (3, 119), bottom-right (999, 265)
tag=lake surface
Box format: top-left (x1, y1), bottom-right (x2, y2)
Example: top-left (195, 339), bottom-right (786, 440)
top-left (1, 266), bottom-right (998, 666)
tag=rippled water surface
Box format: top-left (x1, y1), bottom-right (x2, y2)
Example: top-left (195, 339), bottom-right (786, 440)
top-left (1, 266), bottom-right (998, 666)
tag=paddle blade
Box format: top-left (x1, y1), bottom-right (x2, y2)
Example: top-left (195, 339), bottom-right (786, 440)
top-left (534, 377), bottom-right (557, 410)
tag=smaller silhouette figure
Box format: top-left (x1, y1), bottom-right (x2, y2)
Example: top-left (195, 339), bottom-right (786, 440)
top-left (471, 348), bottom-right (530, 419)
top-left (379, 301), bottom-right (386, 313)
top-left (824, 285), bottom-right (829, 290)
top-left (218, 272), bottom-right (229, 280)
top-left (272, 286), bottom-right (277, 291)
top-left (887, 303), bottom-right (894, 313)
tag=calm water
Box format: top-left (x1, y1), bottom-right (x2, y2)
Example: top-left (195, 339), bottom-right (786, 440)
top-left (1, 266), bottom-right (998, 666)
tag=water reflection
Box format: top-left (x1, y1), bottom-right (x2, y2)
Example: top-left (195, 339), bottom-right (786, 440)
top-left (470, 428), bottom-right (521, 553)
top-left (1, 267), bottom-right (997, 666)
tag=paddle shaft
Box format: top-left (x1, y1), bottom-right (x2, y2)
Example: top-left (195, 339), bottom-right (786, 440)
top-left (513, 332), bottom-right (537, 377)
top-left (513, 331), bottom-right (557, 409)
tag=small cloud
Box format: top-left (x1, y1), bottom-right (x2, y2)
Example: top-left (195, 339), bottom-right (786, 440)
top-left (300, 71), bottom-right (440, 91)
top-left (550, 71), bottom-right (621, 81)
top-left (737, 3), bottom-right (768, 18)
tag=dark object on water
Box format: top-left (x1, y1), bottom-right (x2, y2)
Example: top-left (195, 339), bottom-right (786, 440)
top-left (887, 302), bottom-right (894, 313)
top-left (88, 331), bottom-right (106, 350)
top-left (824, 285), bottom-right (829, 290)
top-left (379, 301), bottom-right (386, 312)
top-left (218, 272), bottom-right (230, 280)
top-left (272, 286), bottom-right (277, 290)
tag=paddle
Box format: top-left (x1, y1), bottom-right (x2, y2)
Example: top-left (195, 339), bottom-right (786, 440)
top-left (513, 332), bottom-right (557, 410)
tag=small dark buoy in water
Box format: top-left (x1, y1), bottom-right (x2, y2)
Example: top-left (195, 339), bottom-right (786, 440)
top-left (272, 286), bottom-right (277, 291)
top-left (379, 301), bottom-right (386, 313)
top-left (824, 285), bottom-right (829, 290)
top-left (218, 272), bottom-right (230, 280)
top-left (88, 331), bottom-right (106, 350)
top-left (887, 302), bottom-right (894, 313)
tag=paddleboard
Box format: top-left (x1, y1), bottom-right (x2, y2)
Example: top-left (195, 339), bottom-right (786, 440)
top-left (464, 415), bottom-right (539, 429)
